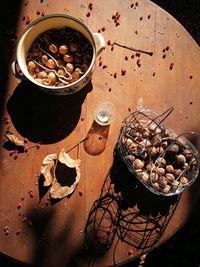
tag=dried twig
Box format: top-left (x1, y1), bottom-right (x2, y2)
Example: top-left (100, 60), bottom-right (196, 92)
top-left (113, 41), bottom-right (153, 56)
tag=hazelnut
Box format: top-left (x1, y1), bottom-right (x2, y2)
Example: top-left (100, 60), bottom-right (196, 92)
top-left (156, 157), bottom-right (166, 168)
top-left (46, 59), bottom-right (56, 69)
top-left (48, 72), bottom-right (56, 83)
top-left (180, 177), bottom-right (188, 185)
top-left (166, 173), bottom-right (175, 182)
top-left (66, 63), bottom-right (74, 73)
top-left (150, 172), bottom-right (159, 182)
top-left (148, 146), bottom-right (158, 157)
top-left (163, 185), bottom-right (171, 193)
top-left (167, 144), bottom-right (179, 154)
top-left (37, 71), bottom-right (48, 79)
top-left (176, 154), bottom-right (186, 165)
top-left (148, 122), bottom-right (158, 131)
top-left (159, 176), bottom-right (168, 186)
top-left (59, 45), bottom-right (68, 55)
top-left (165, 165), bottom-right (174, 173)
top-left (142, 130), bottom-right (150, 138)
top-left (182, 149), bottom-right (192, 159)
top-left (139, 139), bottom-right (151, 148)
top-left (41, 54), bottom-right (48, 64)
top-left (155, 167), bottom-right (165, 176)
top-left (141, 172), bottom-right (149, 182)
top-left (63, 54), bottom-right (74, 63)
top-left (132, 159), bottom-right (145, 170)
top-left (145, 162), bottom-right (154, 172)
top-left (125, 155), bottom-right (135, 162)
top-left (172, 180), bottom-right (180, 189)
top-left (48, 43), bottom-right (58, 54)
top-left (173, 169), bottom-right (183, 178)
top-left (161, 141), bottom-right (168, 149)
top-left (27, 61), bottom-right (36, 72)
top-left (153, 182), bottom-right (160, 190)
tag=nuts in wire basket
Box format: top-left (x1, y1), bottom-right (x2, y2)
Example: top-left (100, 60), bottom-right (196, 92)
top-left (116, 107), bottom-right (200, 196)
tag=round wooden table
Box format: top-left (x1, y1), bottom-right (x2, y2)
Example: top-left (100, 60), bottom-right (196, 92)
top-left (0, 0), bottom-right (200, 266)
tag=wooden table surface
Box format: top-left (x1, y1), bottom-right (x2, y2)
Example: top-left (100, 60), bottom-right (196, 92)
top-left (0, 0), bottom-right (200, 266)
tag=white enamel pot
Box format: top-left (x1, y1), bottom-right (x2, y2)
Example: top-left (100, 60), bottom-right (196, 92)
top-left (11, 14), bottom-right (105, 95)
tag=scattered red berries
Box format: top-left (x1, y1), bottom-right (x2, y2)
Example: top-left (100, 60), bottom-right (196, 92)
top-left (112, 10), bottom-right (120, 26)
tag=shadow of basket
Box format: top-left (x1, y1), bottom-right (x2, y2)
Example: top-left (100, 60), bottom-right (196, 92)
top-left (84, 148), bottom-right (180, 259)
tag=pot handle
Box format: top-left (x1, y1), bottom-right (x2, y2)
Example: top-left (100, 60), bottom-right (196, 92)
top-left (11, 61), bottom-right (27, 80)
top-left (93, 33), bottom-right (106, 56)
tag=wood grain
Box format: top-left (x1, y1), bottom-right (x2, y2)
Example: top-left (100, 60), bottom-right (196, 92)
top-left (0, 0), bottom-right (200, 266)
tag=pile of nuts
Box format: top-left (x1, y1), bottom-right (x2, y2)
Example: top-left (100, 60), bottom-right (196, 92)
top-left (26, 27), bottom-right (93, 86)
top-left (117, 111), bottom-right (199, 196)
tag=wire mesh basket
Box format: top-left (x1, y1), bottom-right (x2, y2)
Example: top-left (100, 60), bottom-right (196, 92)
top-left (116, 107), bottom-right (200, 196)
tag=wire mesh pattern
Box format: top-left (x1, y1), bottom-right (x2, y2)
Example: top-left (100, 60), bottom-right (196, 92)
top-left (84, 150), bottom-right (180, 259)
top-left (116, 107), bottom-right (200, 196)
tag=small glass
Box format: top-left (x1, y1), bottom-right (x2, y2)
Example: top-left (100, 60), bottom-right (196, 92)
top-left (93, 101), bottom-right (117, 126)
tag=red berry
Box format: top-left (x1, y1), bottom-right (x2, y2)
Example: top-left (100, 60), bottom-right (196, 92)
top-left (36, 10), bottom-right (40, 15)
top-left (169, 62), bottom-right (174, 70)
top-left (101, 27), bottom-right (105, 32)
top-left (17, 202), bottom-right (22, 209)
top-left (24, 146), bottom-right (28, 153)
top-left (21, 215), bottom-right (27, 223)
top-left (115, 21), bottom-right (120, 26)
top-left (166, 46), bottom-right (169, 51)
top-left (99, 60), bottom-right (103, 67)
top-left (135, 2), bottom-right (138, 6)
top-left (130, 3), bottom-right (134, 8)
top-left (121, 69), bottom-right (126, 75)
top-left (27, 220), bottom-right (33, 226)
top-left (41, 11), bottom-right (45, 16)
top-left (86, 11), bottom-right (91, 17)
top-left (139, 17), bottom-right (143, 21)
top-left (125, 56), bottom-right (128, 60)
top-left (112, 226), bottom-right (117, 232)
top-left (148, 14), bottom-right (151, 19)
top-left (36, 144), bottom-right (40, 149)
top-left (102, 65), bottom-right (107, 69)
top-left (106, 228), bottom-right (111, 234)
top-left (128, 249), bottom-right (134, 255)
top-left (131, 54), bottom-right (134, 59)
top-left (162, 53), bottom-right (166, 59)
top-left (111, 45), bottom-right (114, 51)
top-left (114, 72), bottom-right (117, 78)
top-left (107, 40), bottom-right (111, 45)
top-left (79, 190), bottom-right (84, 196)
top-left (108, 88), bottom-right (112, 92)
top-left (189, 75), bottom-right (193, 79)
top-left (156, 227), bottom-right (161, 232)
top-left (16, 228), bottom-right (22, 235)
top-left (81, 117), bottom-right (84, 121)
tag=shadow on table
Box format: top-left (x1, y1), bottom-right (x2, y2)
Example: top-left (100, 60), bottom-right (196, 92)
top-left (84, 148), bottom-right (180, 263)
top-left (6, 80), bottom-right (92, 144)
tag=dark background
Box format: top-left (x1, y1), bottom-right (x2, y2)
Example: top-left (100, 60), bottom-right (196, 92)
top-left (0, 0), bottom-right (200, 266)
